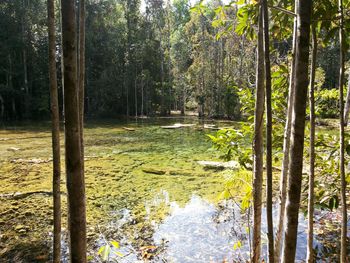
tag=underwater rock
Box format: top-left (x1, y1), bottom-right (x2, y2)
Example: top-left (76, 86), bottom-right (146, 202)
top-left (7, 147), bottom-right (20, 152)
top-left (161, 123), bottom-right (195, 129)
top-left (142, 168), bottom-right (166, 175)
top-left (197, 160), bottom-right (240, 170)
top-left (123, 127), bottom-right (136, 131)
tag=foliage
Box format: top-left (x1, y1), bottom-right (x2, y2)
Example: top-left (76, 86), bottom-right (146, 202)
top-left (315, 88), bottom-right (341, 118)
top-left (208, 127), bottom-right (252, 169)
top-left (98, 240), bottom-right (124, 262)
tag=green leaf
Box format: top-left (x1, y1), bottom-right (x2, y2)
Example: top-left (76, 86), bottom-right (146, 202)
top-left (98, 246), bottom-right (105, 255)
top-left (115, 251), bottom-right (124, 257)
top-left (233, 240), bottom-right (242, 250)
top-left (110, 241), bottom-right (120, 249)
top-left (218, 189), bottom-right (231, 200)
top-left (102, 245), bottom-right (111, 261)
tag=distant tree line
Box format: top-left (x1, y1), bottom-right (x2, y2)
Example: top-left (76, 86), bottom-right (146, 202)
top-left (0, 0), bottom-right (342, 122)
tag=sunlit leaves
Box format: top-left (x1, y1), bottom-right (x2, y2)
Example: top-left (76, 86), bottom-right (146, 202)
top-left (98, 240), bottom-right (124, 262)
top-left (235, 4), bottom-right (258, 39)
top-left (233, 240), bottom-right (242, 250)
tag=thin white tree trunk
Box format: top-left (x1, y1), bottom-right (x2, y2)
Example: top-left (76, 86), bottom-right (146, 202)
top-left (338, 0), bottom-right (348, 261)
top-left (343, 74), bottom-right (350, 126)
top-left (282, 0), bottom-right (312, 260)
top-left (274, 9), bottom-right (297, 262)
top-left (252, 5), bottom-right (265, 262)
top-left (306, 24), bottom-right (317, 263)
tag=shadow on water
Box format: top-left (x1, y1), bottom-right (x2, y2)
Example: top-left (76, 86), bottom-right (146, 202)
top-left (1, 240), bottom-right (50, 263)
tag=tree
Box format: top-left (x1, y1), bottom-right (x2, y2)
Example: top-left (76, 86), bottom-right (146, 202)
top-left (262, 0), bottom-right (273, 261)
top-left (338, 0), bottom-right (348, 261)
top-left (61, 0), bottom-right (87, 261)
top-left (79, 0), bottom-right (85, 153)
top-left (282, 0), bottom-right (312, 261)
top-left (252, 4), bottom-right (265, 262)
top-left (306, 22), bottom-right (317, 263)
top-left (48, 0), bottom-right (61, 261)
top-left (274, 7), bottom-right (296, 261)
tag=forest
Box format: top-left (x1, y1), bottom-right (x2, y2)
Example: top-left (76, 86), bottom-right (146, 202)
top-left (0, 0), bottom-right (349, 262)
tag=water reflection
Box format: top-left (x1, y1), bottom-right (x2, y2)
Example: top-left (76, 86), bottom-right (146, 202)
top-left (94, 193), bottom-right (344, 262)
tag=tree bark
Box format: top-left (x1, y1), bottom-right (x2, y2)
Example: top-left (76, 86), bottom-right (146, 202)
top-left (48, 0), bottom-right (61, 262)
top-left (22, 0), bottom-right (29, 118)
top-left (306, 24), bottom-right (317, 263)
top-left (274, 10), bottom-right (297, 262)
top-left (262, 0), bottom-right (274, 261)
top-left (252, 5), bottom-right (265, 263)
top-left (78, 0), bottom-right (85, 158)
top-left (343, 74), bottom-right (350, 126)
top-left (282, 0), bottom-right (312, 261)
top-left (0, 94), bottom-right (4, 121)
top-left (338, 0), bottom-right (348, 261)
top-left (61, 0), bottom-right (87, 262)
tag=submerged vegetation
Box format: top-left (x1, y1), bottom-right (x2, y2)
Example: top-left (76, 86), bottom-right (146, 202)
top-left (0, 118), bottom-right (232, 261)
top-left (0, 118), bottom-right (348, 261)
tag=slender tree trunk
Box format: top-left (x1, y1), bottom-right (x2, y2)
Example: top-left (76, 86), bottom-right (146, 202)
top-left (78, 0), bottom-right (85, 156)
top-left (141, 72), bottom-right (144, 116)
top-left (338, 0), bottom-right (348, 261)
top-left (48, 0), bottom-right (61, 261)
top-left (59, 0), bottom-right (65, 121)
top-left (135, 74), bottom-right (138, 117)
top-left (262, 0), bottom-right (274, 261)
top-left (282, 0), bottom-right (312, 261)
top-left (61, 0), bottom-right (87, 262)
top-left (160, 47), bottom-right (166, 116)
top-left (8, 54), bottom-right (16, 120)
top-left (0, 94), bottom-right (4, 120)
top-left (306, 24), bottom-right (317, 263)
top-left (182, 84), bottom-right (186, 115)
top-left (125, 65), bottom-right (129, 117)
top-left (252, 5), bottom-right (265, 263)
top-left (343, 74), bottom-right (350, 126)
top-left (22, 0), bottom-right (29, 118)
top-left (274, 9), bottom-right (297, 262)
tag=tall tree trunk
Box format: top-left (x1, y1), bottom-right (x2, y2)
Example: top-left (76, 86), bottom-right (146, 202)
top-left (306, 24), bottom-right (317, 263)
top-left (262, 0), bottom-right (274, 261)
top-left (59, 0), bottom-right (65, 121)
top-left (8, 54), bottom-right (16, 120)
top-left (343, 74), bottom-right (350, 126)
top-left (160, 46), bottom-right (166, 116)
top-left (0, 94), bottom-right (4, 121)
top-left (141, 71), bottom-right (144, 116)
top-left (48, 0), bottom-right (61, 261)
top-left (61, 0), bottom-right (87, 262)
top-left (78, 0), bottom-right (85, 156)
top-left (282, 0), bottom-right (312, 261)
top-left (338, 0), bottom-right (348, 261)
top-left (274, 8), bottom-right (297, 262)
top-left (135, 74), bottom-right (138, 117)
top-left (22, 0), bottom-right (29, 118)
top-left (252, 5), bottom-right (265, 263)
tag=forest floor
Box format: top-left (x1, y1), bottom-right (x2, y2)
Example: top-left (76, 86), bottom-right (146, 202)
top-left (0, 117), bottom-right (348, 262)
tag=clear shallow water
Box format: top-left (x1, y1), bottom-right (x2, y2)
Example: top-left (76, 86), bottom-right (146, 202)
top-left (95, 193), bottom-right (341, 263)
top-left (2, 118), bottom-right (347, 261)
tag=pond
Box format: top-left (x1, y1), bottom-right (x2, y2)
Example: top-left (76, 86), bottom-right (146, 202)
top-left (0, 117), bottom-right (347, 262)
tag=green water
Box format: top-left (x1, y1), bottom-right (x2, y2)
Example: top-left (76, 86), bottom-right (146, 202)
top-left (0, 117), bottom-right (237, 261)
